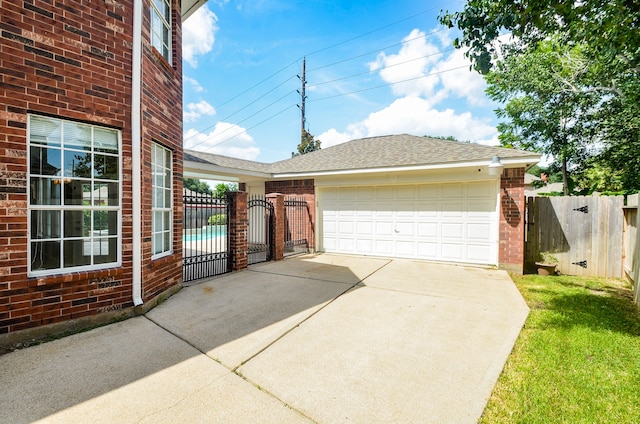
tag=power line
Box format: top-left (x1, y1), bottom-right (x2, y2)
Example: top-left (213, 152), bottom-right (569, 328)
top-left (307, 48), bottom-right (456, 89)
top-left (308, 65), bottom-right (470, 102)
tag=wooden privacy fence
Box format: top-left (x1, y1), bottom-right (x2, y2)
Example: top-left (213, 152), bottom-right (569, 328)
top-left (623, 194), bottom-right (640, 307)
top-left (525, 195), bottom-right (624, 278)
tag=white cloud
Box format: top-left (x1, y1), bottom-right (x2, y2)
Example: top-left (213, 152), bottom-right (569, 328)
top-left (184, 124), bottom-right (260, 160)
top-left (184, 76), bottom-right (204, 92)
top-left (318, 96), bottom-right (497, 148)
top-left (369, 28), bottom-right (488, 107)
top-left (184, 100), bottom-right (216, 123)
top-left (182, 6), bottom-right (218, 68)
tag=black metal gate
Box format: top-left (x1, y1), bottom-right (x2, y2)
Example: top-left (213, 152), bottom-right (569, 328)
top-left (183, 190), bottom-right (229, 282)
top-left (248, 195), bottom-right (273, 265)
top-left (284, 196), bottom-right (310, 256)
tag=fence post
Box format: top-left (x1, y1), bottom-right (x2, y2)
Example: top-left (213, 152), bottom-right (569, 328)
top-left (226, 191), bottom-right (248, 271)
top-left (267, 193), bottom-right (285, 261)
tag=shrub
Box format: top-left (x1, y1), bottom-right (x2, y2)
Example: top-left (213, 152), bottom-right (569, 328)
top-left (207, 214), bottom-right (226, 225)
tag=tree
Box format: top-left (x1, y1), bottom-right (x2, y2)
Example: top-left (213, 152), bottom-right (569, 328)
top-left (212, 182), bottom-right (237, 199)
top-left (292, 129), bottom-right (321, 157)
top-left (183, 177), bottom-right (212, 195)
top-left (485, 40), bottom-right (601, 194)
top-left (439, 0), bottom-right (640, 193)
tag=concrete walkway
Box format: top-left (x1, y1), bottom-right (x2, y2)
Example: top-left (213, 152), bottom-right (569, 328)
top-left (0, 254), bottom-right (529, 423)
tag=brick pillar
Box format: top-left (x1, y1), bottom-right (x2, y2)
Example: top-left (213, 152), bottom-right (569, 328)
top-left (499, 167), bottom-right (525, 274)
top-left (226, 191), bottom-right (248, 271)
top-left (266, 193), bottom-right (285, 261)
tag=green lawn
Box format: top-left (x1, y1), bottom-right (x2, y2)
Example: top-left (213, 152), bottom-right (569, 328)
top-left (481, 274), bottom-right (640, 423)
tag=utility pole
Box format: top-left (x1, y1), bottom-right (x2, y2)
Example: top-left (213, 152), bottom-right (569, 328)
top-left (297, 57), bottom-right (307, 143)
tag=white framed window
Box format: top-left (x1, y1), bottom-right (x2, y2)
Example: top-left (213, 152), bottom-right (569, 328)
top-left (150, 0), bottom-right (172, 62)
top-left (151, 142), bottom-right (173, 258)
top-left (28, 115), bottom-right (121, 275)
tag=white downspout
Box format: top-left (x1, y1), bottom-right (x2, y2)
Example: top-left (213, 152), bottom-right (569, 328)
top-left (131, 0), bottom-right (143, 306)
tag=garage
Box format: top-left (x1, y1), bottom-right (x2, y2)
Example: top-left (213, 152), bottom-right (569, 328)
top-left (319, 180), bottom-right (499, 265)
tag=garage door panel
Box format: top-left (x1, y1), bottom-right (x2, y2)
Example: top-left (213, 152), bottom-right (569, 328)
top-left (418, 242), bottom-right (438, 258)
top-left (375, 221), bottom-right (393, 235)
top-left (441, 243), bottom-right (464, 260)
top-left (396, 240), bottom-right (415, 256)
top-left (356, 221), bottom-right (373, 235)
top-left (395, 221), bottom-right (415, 236)
top-left (467, 223), bottom-right (491, 240)
top-left (321, 181), bottom-right (497, 265)
top-left (442, 223), bottom-right (463, 238)
top-left (467, 244), bottom-right (492, 262)
top-left (418, 222), bottom-right (438, 237)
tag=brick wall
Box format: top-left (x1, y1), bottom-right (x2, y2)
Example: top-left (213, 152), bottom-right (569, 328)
top-left (139, 0), bottom-right (184, 301)
top-left (499, 167), bottom-right (525, 273)
top-left (265, 179), bottom-right (315, 250)
top-left (0, 0), bottom-right (183, 339)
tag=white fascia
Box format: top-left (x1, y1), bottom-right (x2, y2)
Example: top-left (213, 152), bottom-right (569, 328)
top-left (273, 156), bottom-right (541, 179)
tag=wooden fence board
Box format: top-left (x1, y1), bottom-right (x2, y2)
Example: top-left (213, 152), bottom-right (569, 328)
top-left (525, 195), bottom-right (623, 278)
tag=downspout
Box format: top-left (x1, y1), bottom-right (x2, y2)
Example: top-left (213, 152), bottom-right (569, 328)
top-left (131, 0), bottom-right (143, 306)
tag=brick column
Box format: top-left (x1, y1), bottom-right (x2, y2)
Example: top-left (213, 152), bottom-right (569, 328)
top-left (499, 167), bottom-right (525, 274)
top-left (266, 193), bottom-right (285, 261)
top-left (226, 191), bottom-right (248, 271)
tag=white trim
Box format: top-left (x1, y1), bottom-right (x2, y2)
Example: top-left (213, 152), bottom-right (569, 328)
top-left (273, 157), bottom-right (540, 179)
top-left (131, 0), bottom-right (143, 306)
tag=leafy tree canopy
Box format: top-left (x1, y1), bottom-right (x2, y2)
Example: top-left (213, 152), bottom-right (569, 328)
top-left (292, 129), bottom-right (321, 157)
top-left (213, 182), bottom-right (238, 199)
top-left (440, 0), bottom-right (640, 194)
top-left (184, 177), bottom-right (212, 195)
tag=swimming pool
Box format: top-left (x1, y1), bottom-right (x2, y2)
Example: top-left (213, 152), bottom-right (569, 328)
top-left (183, 225), bottom-right (227, 242)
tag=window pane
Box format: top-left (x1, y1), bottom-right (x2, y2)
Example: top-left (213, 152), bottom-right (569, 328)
top-left (30, 146), bottom-right (61, 176)
top-left (63, 121), bottom-right (91, 150)
top-left (63, 179), bottom-right (86, 205)
top-left (153, 233), bottom-right (163, 254)
top-left (94, 127), bottom-right (118, 153)
top-left (64, 150), bottom-right (92, 178)
top-left (94, 154), bottom-right (118, 180)
top-left (154, 187), bottom-right (164, 208)
top-left (30, 115), bottom-right (61, 147)
top-left (153, 211), bottom-right (162, 232)
top-left (64, 239), bottom-right (91, 267)
top-left (94, 210), bottom-right (118, 236)
top-left (163, 211), bottom-right (171, 231)
top-left (92, 183), bottom-right (119, 206)
top-left (31, 210), bottom-right (61, 239)
top-left (30, 177), bottom-right (61, 205)
top-left (31, 241), bottom-right (60, 270)
top-left (163, 230), bottom-right (170, 252)
top-left (164, 188), bottom-right (171, 207)
top-left (164, 149), bottom-right (171, 168)
top-left (153, 169), bottom-right (163, 189)
top-left (64, 210), bottom-right (87, 237)
top-left (94, 238), bottom-right (117, 264)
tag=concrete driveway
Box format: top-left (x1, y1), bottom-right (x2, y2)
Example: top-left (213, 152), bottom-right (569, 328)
top-left (0, 254), bottom-right (529, 423)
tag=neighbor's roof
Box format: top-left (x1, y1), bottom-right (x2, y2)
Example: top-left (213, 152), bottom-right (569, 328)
top-left (185, 134), bottom-right (540, 177)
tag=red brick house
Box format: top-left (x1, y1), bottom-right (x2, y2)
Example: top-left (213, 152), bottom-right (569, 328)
top-left (0, 0), bottom-right (202, 342)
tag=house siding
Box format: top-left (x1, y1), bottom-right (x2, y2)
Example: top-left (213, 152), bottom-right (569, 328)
top-left (0, 0), bottom-right (183, 339)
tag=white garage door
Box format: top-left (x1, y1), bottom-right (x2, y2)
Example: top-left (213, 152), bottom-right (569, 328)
top-left (320, 181), bottom-right (498, 265)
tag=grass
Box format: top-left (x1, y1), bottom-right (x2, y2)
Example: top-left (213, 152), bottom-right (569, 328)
top-left (481, 274), bottom-right (640, 423)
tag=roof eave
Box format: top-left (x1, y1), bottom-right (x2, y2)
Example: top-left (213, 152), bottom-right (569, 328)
top-left (272, 155), bottom-right (541, 179)
top-left (181, 0), bottom-right (207, 21)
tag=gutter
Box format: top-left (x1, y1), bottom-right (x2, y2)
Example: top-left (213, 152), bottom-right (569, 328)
top-left (131, 0), bottom-right (143, 306)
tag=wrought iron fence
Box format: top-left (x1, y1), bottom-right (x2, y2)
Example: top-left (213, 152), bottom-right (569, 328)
top-left (284, 196), bottom-right (310, 256)
top-left (183, 190), bottom-right (229, 282)
top-left (248, 195), bottom-right (273, 265)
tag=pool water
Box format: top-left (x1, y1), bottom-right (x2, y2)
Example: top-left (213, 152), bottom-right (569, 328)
top-left (183, 225), bottom-right (227, 242)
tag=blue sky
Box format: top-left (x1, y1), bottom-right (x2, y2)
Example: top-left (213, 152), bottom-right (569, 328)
top-left (181, 0), bottom-right (499, 163)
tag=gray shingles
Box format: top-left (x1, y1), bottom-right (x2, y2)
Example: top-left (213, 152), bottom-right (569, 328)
top-left (185, 134), bottom-right (538, 175)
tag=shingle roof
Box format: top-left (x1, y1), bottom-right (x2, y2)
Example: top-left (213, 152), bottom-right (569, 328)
top-left (185, 134), bottom-right (539, 176)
